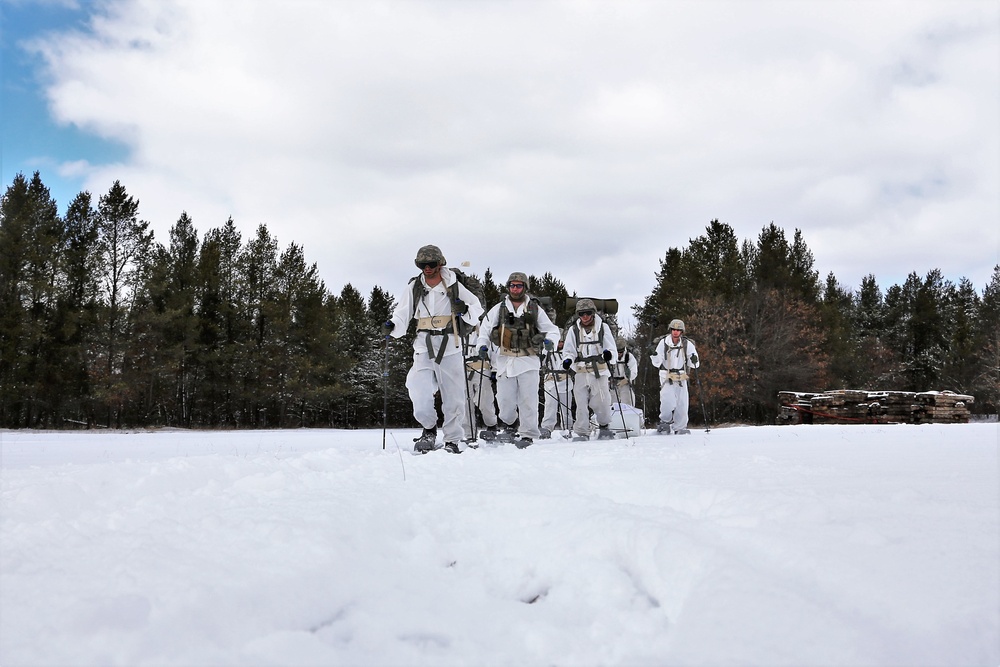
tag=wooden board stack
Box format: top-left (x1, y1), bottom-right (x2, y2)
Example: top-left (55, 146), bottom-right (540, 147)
top-left (777, 389), bottom-right (973, 425)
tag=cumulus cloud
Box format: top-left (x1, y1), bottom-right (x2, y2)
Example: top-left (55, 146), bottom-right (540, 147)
top-left (28, 0), bottom-right (1000, 324)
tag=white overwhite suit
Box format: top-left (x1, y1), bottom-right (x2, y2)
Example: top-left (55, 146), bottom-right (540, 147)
top-left (476, 297), bottom-right (560, 440)
top-left (389, 267), bottom-right (484, 448)
top-left (649, 334), bottom-right (700, 431)
top-left (561, 314), bottom-right (618, 438)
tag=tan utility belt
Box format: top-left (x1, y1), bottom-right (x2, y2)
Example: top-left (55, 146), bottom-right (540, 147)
top-left (499, 347), bottom-right (535, 358)
top-left (667, 370), bottom-right (689, 382)
top-left (416, 315), bottom-right (452, 330)
top-left (466, 359), bottom-right (491, 371)
top-left (574, 361), bottom-right (608, 374)
top-left (616, 377), bottom-right (631, 387)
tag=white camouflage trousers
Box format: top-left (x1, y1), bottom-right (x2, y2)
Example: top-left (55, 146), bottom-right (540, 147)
top-left (405, 350), bottom-right (468, 446)
top-left (658, 374), bottom-right (691, 430)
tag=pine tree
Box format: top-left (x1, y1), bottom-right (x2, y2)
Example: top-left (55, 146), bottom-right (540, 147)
top-left (94, 181), bottom-right (153, 426)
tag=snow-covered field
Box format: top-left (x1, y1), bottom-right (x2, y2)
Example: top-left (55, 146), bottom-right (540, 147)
top-left (2, 423), bottom-right (997, 666)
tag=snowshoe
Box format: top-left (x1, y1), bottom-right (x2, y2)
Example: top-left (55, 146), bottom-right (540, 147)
top-left (673, 428), bottom-right (691, 435)
top-left (514, 437), bottom-right (533, 449)
top-left (597, 425), bottom-right (616, 440)
top-left (571, 434), bottom-right (590, 442)
top-left (656, 421), bottom-right (672, 435)
top-left (443, 442), bottom-right (463, 454)
top-left (479, 426), bottom-right (499, 441)
top-left (413, 427), bottom-right (438, 453)
top-left (496, 424), bottom-right (517, 443)
top-left (538, 427), bottom-right (552, 440)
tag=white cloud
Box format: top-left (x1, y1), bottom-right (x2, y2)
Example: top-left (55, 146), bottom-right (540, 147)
top-left (28, 0), bottom-right (1000, 324)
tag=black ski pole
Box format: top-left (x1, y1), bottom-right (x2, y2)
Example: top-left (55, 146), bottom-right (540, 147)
top-left (639, 315), bottom-right (658, 428)
top-left (608, 361), bottom-right (630, 440)
top-left (693, 365), bottom-right (710, 433)
top-left (382, 334), bottom-right (390, 450)
top-left (542, 351), bottom-right (567, 436)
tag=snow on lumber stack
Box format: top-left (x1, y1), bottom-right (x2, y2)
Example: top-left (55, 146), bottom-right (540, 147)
top-left (777, 389), bottom-right (973, 425)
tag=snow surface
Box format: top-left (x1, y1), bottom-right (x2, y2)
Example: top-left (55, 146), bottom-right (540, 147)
top-left (1, 424), bottom-right (998, 666)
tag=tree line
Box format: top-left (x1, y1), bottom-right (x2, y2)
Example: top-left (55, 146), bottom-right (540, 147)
top-left (1, 172), bottom-right (997, 429)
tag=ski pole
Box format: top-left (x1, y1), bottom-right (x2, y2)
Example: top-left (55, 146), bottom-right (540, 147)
top-left (608, 366), bottom-right (630, 440)
top-left (693, 365), bottom-right (711, 433)
top-left (382, 334), bottom-right (390, 450)
top-left (639, 315), bottom-right (658, 427)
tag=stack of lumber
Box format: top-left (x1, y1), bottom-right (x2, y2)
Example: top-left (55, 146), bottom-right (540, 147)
top-left (777, 389), bottom-right (973, 425)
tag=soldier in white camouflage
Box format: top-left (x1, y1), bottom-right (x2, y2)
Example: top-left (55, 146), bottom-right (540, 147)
top-left (649, 318), bottom-right (700, 435)
top-left (384, 245), bottom-right (484, 453)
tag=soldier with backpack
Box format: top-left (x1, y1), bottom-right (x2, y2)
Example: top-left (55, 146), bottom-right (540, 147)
top-left (649, 318), bottom-right (700, 435)
top-left (384, 245), bottom-right (484, 453)
top-left (560, 298), bottom-right (618, 441)
top-left (477, 272), bottom-right (560, 448)
top-left (612, 336), bottom-right (639, 407)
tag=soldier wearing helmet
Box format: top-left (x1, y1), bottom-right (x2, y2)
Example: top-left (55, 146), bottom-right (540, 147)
top-left (612, 335), bottom-right (639, 407)
top-left (385, 245), bottom-right (484, 453)
top-left (560, 298), bottom-right (619, 441)
top-left (475, 271), bottom-right (560, 448)
top-left (649, 318), bottom-right (700, 435)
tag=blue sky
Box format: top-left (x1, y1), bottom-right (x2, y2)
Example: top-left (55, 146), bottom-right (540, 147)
top-left (2, 1), bottom-right (126, 209)
top-left (2, 0), bottom-right (998, 328)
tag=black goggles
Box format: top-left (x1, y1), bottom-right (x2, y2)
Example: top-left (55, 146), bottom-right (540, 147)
top-left (417, 261), bottom-right (439, 270)
top-left (507, 282), bottom-right (526, 290)
top-left (579, 310), bottom-right (594, 317)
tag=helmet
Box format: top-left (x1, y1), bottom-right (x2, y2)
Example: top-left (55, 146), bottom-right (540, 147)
top-left (576, 298), bottom-right (596, 314)
top-left (506, 271), bottom-right (529, 289)
top-left (414, 245), bottom-right (446, 267)
top-left (668, 319), bottom-right (686, 332)
top-left (616, 336), bottom-right (626, 352)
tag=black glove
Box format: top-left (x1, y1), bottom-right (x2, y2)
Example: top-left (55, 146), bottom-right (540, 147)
top-left (602, 350), bottom-right (613, 363)
top-left (647, 344), bottom-right (657, 355)
top-left (690, 353), bottom-right (699, 365)
top-left (453, 298), bottom-right (469, 315)
top-left (543, 339), bottom-right (554, 351)
top-left (382, 320), bottom-right (394, 336)
top-left (562, 358), bottom-right (572, 370)
top-left (478, 345), bottom-right (489, 360)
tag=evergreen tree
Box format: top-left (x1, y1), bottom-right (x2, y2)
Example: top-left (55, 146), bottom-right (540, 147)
top-left (196, 218), bottom-right (243, 425)
top-left (94, 181), bottom-right (153, 426)
top-left (236, 224), bottom-right (280, 425)
top-left (974, 266), bottom-right (1000, 413)
top-left (55, 191), bottom-right (101, 424)
top-left (0, 172), bottom-right (64, 426)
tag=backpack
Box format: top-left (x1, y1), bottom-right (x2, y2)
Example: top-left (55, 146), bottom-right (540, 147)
top-left (408, 268), bottom-right (487, 339)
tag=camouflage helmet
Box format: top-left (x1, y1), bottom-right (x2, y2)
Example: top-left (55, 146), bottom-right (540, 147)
top-left (506, 271), bottom-right (529, 289)
top-left (668, 318), bottom-right (686, 332)
top-left (576, 298), bottom-right (597, 314)
top-left (414, 245), bottom-right (446, 268)
top-left (616, 335), bottom-right (627, 351)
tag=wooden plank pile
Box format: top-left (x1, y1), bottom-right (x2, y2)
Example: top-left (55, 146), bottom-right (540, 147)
top-left (777, 389), bottom-right (974, 425)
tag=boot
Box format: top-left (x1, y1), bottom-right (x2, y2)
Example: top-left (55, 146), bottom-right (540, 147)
top-left (538, 427), bottom-right (552, 440)
top-left (497, 422), bottom-right (516, 443)
top-left (514, 437), bottom-right (533, 449)
top-left (656, 421), bottom-right (672, 434)
top-left (597, 424), bottom-right (615, 440)
top-left (479, 425), bottom-right (499, 441)
top-left (413, 427), bottom-right (437, 452)
top-left (443, 442), bottom-right (463, 454)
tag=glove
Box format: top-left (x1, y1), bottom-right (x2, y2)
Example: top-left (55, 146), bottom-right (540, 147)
top-left (647, 344), bottom-right (657, 355)
top-left (602, 350), bottom-right (613, 363)
top-left (543, 339), bottom-right (554, 351)
top-left (690, 353), bottom-right (699, 365)
top-left (562, 358), bottom-right (572, 370)
top-left (382, 320), bottom-right (394, 336)
top-left (453, 298), bottom-right (469, 315)
top-left (478, 345), bottom-right (489, 361)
